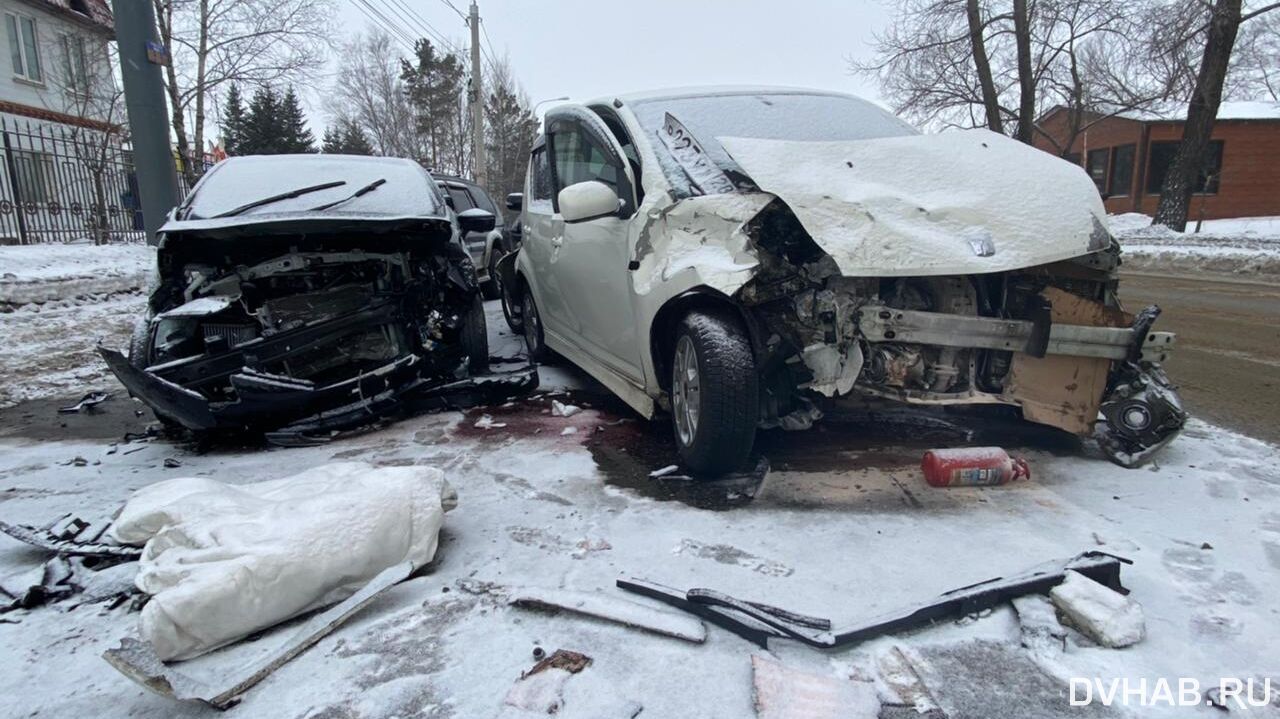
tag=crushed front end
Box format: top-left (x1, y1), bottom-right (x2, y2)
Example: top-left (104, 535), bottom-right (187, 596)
top-left (104, 221), bottom-right (535, 442)
top-left (735, 202), bottom-right (1186, 467)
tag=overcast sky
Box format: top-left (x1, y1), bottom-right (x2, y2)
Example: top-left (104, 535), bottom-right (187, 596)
top-left (312, 0), bottom-right (892, 129)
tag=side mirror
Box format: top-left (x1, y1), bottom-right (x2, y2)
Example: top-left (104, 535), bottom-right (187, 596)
top-left (506, 192), bottom-right (523, 211)
top-left (558, 181), bottom-right (620, 223)
top-left (457, 207), bottom-right (495, 234)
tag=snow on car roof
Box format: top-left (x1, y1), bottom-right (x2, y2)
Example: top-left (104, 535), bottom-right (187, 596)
top-left (597, 84), bottom-right (873, 107)
top-left (178, 154), bottom-right (444, 224)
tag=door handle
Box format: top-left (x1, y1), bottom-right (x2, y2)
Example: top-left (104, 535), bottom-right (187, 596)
top-left (550, 236), bottom-right (564, 248)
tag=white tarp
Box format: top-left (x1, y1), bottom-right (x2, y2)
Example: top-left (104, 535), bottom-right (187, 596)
top-left (718, 130), bottom-right (1110, 277)
top-left (110, 462), bottom-right (456, 661)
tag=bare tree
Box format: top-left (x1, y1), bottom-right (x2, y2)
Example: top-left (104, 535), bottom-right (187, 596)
top-left (1152, 0), bottom-right (1278, 229)
top-left (324, 31), bottom-right (422, 158)
top-left (154, 0), bottom-right (333, 184)
top-left (483, 55), bottom-right (537, 199)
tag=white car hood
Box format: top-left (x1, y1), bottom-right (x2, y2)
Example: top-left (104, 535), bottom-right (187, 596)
top-left (719, 130), bottom-right (1111, 277)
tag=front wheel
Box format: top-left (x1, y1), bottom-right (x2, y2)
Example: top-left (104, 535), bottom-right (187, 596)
top-left (460, 295), bottom-right (489, 373)
top-left (521, 286), bottom-right (552, 363)
top-left (671, 309), bottom-right (759, 477)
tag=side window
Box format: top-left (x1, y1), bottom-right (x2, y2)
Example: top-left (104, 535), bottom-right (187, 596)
top-left (529, 146), bottom-right (553, 205)
top-left (446, 185), bottom-right (475, 211)
top-left (550, 125), bottom-right (620, 195)
top-left (469, 186), bottom-right (497, 214)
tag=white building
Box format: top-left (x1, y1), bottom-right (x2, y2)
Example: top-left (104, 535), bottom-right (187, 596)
top-left (0, 0), bottom-right (131, 244)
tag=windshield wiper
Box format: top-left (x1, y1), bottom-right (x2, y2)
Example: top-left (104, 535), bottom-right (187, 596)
top-left (212, 180), bottom-right (348, 219)
top-left (307, 178), bottom-right (387, 212)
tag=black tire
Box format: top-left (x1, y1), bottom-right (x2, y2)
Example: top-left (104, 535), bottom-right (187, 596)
top-left (670, 309), bottom-right (759, 477)
top-left (460, 294), bottom-right (489, 373)
top-left (480, 249), bottom-right (502, 301)
top-left (126, 317), bottom-right (183, 432)
top-left (521, 285), bottom-right (552, 363)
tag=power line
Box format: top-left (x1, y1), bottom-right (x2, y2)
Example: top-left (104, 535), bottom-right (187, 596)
top-left (348, 0), bottom-right (417, 52)
top-left (379, 0), bottom-right (466, 56)
top-left (438, 0), bottom-right (466, 21)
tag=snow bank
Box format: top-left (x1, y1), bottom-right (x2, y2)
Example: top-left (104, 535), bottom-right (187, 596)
top-left (110, 462), bottom-right (456, 661)
top-left (1112, 213), bottom-right (1280, 277)
top-left (0, 243), bottom-right (153, 307)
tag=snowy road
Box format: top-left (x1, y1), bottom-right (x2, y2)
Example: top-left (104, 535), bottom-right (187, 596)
top-left (1122, 272), bottom-right (1280, 445)
top-left (1, 301), bottom-right (1279, 718)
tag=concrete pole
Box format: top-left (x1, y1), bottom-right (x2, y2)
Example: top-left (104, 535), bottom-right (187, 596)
top-left (111, 0), bottom-right (180, 246)
top-left (469, 1), bottom-right (486, 189)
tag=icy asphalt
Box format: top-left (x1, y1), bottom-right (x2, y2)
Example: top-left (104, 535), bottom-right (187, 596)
top-left (0, 301), bottom-right (1278, 718)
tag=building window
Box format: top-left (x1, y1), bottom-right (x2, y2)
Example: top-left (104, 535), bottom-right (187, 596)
top-left (1146, 140), bottom-right (1224, 195)
top-left (1086, 148), bottom-right (1109, 193)
top-left (5, 13), bottom-right (42, 83)
top-left (11, 149), bottom-right (54, 203)
top-left (61, 35), bottom-right (89, 94)
top-left (1108, 144), bottom-right (1136, 198)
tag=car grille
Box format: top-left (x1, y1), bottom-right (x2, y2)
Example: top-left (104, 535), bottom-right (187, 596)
top-left (202, 323), bottom-right (258, 347)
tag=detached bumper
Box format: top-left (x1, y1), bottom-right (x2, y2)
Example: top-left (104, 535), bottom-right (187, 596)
top-left (99, 347), bottom-right (538, 442)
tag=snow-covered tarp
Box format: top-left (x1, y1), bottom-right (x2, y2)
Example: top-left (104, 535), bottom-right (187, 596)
top-left (110, 462), bottom-right (457, 661)
top-left (719, 130), bottom-right (1108, 277)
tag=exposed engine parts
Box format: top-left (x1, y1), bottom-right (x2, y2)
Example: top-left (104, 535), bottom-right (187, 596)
top-left (738, 206), bottom-right (1184, 468)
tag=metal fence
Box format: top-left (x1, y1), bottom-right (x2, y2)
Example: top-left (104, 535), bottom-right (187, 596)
top-left (0, 116), bottom-right (206, 245)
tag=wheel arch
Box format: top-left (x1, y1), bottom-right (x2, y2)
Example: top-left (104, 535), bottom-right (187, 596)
top-left (649, 287), bottom-right (764, 392)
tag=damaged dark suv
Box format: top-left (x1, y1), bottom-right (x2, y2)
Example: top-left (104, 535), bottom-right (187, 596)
top-left (101, 154), bottom-right (529, 441)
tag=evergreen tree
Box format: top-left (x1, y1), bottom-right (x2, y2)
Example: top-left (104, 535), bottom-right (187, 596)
top-left (222, 83), bottom-right (247, 156)
top-left (278, 87), bottom-right (317, 153)
top-left (485, 83), bottom-right (537, 197)
top-left (339, 118), bottom-right (375, 155)
top-left (401, 39), bottom-right (465, 171)
top-left (241, 86), bottom-right (281, 154)
top-left (322, 117), bottom-right (376, 155)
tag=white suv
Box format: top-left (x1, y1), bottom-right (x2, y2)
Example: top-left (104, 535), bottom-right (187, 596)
top-left (508, 87), bottom-right (1183, 475)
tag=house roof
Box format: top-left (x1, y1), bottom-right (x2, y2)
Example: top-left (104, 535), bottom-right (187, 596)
top-left (16, 0), bottom-right (113, 36)
top-left (1120, 100), bottom-right (1280, 122)
top-left (1038, 100), bottom-right (1280, 126)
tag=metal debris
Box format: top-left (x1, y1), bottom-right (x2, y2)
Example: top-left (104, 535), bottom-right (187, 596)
top-left (58, 391), bottom-right (112, 414)
top-left (0, 515), bottom-right (140, 559)
top-left (510, 587), bottom-right (707, 643)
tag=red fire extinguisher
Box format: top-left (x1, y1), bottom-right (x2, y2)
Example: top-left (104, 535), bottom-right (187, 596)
top-left (921, 447), bottom-right (1030, 487)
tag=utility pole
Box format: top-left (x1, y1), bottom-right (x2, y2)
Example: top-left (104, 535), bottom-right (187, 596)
top-left (468, 1), bottom-right (486, 190)
top-left (111, 0), bottom-right (180, 246)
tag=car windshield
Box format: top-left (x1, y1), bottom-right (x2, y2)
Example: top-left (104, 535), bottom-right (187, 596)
top-left (182, 156), bottom-right (442, 221)
top-left (630, 91), bottom-right (919, 196)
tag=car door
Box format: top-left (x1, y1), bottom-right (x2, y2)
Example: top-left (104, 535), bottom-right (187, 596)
top-left (520, 138), bottom-right (572, 335)
top-left (544, 105), bottom-right (643, 382)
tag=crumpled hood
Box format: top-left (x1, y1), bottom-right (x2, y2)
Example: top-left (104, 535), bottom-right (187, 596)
top-left (719, 130), bottom-right (1110, 277)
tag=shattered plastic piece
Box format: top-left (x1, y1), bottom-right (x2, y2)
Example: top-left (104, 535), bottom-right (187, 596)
top-left (57, 391), bottom-right (111, 414)
top-left (1049, 570), bottom-right (1145, 648)
top-left (550, 400), bottom-right (581, 418)
top-left (751, 654), bottom-right (879, 719)
top-left (0, 518), bottom-right (141, 559)
top-left (649, 464), bottom-right (680, 479)
top-left (102, 561), bottom-right (412, 709)
top-left (618, 552), bottom-right (1129, 649)
top-left (510, 587), bottom-right (707, 643)
top-left (502, 649), bottom-right (593, 715)
top-left (110, 463), bottom-right (455, 660)
top-left (560, 426), bottom-right (578, 436)
top-left (474, 414), bottom-right (507, 429)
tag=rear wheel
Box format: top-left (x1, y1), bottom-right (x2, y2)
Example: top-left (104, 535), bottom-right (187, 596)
top-left (521, 286), bottom-right (552, 363)
top-left (671, 309), bottom-right (759, 477)
top-left (460, 294), bottom-right (489, 373)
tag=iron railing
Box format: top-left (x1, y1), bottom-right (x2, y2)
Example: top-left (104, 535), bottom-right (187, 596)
top-left (0, 116), bottom-right (207, 245)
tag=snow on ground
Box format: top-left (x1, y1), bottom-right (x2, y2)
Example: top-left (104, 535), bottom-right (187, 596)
top-left (1, 300), bottom-right (1279, 718)
top-left (0, 242), bottom-right (153, 307)
top-left (1111, 214), bottom-right (1280, 278)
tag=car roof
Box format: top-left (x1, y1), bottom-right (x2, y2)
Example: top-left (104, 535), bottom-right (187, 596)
top-left (587, 85), bottom-right (860, 108)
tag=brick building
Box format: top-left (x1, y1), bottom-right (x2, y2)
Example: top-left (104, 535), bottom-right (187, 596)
top-left (1034, 102), bottom-right (1280, 221)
